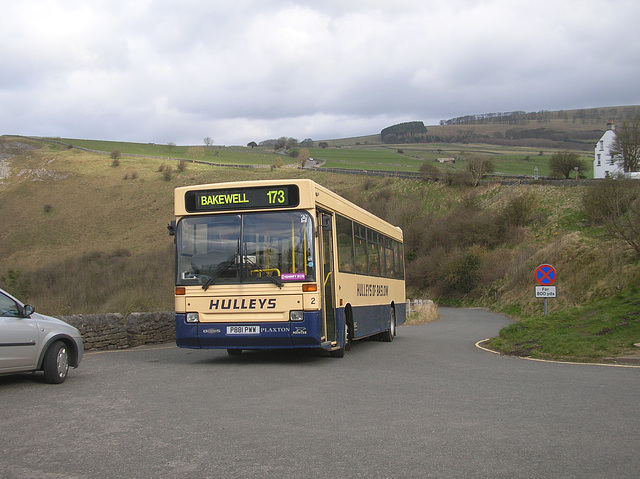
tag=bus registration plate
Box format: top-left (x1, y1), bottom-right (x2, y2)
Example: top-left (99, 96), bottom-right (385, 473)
top-left (227, 325), bottom-right (260, 335)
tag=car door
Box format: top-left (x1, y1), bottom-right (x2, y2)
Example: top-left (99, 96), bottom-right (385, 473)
top-left (0, 292), bottom-right (39, 371)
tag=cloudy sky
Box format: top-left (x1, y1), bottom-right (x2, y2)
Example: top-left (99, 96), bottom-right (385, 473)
top-left (2, 0), bottom-right (639, 146)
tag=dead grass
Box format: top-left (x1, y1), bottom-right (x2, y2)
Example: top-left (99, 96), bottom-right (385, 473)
top-left (405, 300), bottom-right (440, 325)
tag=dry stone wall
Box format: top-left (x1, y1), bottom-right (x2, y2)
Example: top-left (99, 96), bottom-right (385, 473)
top-left (58, 312), bottom-right (175, 350)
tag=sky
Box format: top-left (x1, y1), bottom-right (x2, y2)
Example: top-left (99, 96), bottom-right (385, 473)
top-left (2, 0), bottom-right (639, 146)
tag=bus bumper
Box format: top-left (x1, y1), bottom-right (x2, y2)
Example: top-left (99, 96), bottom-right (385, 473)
top-left (175, 311), bottom-right (325, 350)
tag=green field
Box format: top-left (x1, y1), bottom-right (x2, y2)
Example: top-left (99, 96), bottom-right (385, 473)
top-left (49, 137), bottom-right (594, 178)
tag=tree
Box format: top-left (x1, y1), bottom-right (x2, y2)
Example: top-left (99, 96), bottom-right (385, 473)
top-left (610, 117), bottom-right (640, 172)
top-left (247, 141), bottom-right (258, 148)
top-left (203, 137), bottom-right (214, 148)
top-left (297, 148), bottom-right (310, 167)
top-left (582, 178), bottom-right (640, 256)
top-left (466, 157), bottom-right (494, 186)
top-left (285, 137), bottom-right (299, 149)
top-left (549, 150), bottom-right (585, 178)
top-left (274, 137), bottom-right (287, 150)
top-left (187, 146), bottom-right (204, 161)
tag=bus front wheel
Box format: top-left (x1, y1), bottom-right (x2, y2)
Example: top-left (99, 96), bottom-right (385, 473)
top-left (330, 316), bottom-right (351, 358)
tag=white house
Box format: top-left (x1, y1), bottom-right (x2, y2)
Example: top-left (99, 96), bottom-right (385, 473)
top-left (593, 121), bottom-right (624, 178)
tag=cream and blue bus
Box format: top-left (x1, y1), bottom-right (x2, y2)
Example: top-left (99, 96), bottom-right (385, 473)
top-left (170, 179), bottom-right (405, 357)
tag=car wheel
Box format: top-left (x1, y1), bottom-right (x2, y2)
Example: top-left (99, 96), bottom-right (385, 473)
top-left (43, 341), bottom-right (69, 384)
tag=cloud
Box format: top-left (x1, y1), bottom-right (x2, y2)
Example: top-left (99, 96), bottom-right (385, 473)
top-left (1, 0), bottom-right (640, 145)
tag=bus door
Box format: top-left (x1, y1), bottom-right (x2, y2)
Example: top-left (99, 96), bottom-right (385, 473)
top-left (317, 211), bottom-right (337, 343)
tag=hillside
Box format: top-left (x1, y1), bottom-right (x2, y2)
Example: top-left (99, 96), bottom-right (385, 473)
top-left (331, 104), bottom-right (640, 151)
top-left (2, 135), bottom-right (639, 325)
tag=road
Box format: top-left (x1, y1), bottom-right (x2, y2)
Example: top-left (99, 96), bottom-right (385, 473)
top-left (1, 308), bottom-right (639, 478)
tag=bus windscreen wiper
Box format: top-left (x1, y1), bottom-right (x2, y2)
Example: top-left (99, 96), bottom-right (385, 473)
top-left (202, 254), bottom-right (238, 291)
top-left (242, 247), bottom-right (283, 288)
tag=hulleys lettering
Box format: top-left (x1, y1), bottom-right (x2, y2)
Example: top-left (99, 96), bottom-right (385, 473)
top-left (209, 298), bottom-right (277, 310)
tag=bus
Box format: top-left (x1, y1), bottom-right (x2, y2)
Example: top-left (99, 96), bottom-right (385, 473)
top-left (169, 179), bottom-right (405, 357)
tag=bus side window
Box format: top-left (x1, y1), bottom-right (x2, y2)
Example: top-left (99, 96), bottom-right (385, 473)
top-left (336, 215), bottom-right (355, 273)
top-left (354, 224), bottom-right (368, 274)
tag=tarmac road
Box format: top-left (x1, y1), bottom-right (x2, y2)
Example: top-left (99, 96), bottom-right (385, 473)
top-left (1, 307), bottom-right (639, 478)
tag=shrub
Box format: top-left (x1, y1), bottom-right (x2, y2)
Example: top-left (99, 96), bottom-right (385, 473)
top-left (499, 192), bottom-right (537, 228)
top-left (178, 159), bottom-right (188, 172)
top-left (441, 246), bottom-right (483, 296)
top-left (419, 162), bottom-right (440, 181)
top-left (163, 166), bottom-right (174, 181)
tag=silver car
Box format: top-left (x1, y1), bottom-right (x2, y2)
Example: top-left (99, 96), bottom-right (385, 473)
top-left (0, 288), bottom-right (83, 383)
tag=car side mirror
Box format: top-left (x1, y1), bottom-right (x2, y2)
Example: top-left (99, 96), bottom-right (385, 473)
top-left (22, 304), bottom-right (35, 317)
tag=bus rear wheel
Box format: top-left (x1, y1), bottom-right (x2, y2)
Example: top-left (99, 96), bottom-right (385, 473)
top-left (381, 308), bottom-right (396, 342)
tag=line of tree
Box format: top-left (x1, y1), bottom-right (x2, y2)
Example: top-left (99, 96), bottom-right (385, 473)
top-left (440, 106), bottom-right (640, 127)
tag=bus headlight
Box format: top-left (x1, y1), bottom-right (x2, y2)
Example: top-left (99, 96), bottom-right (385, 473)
top-left (289, 310), bottom-right (304, 322)
top-left (186, 312), bottom-right (199, 323)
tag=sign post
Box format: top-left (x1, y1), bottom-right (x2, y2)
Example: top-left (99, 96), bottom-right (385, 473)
top-left (535, 264), bottom-right (557, 315)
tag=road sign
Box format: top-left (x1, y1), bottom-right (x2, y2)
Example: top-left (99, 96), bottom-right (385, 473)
top-left (535, 264), bottom-right (556, 285)
top-left (535, 285), bottom-right (557, 298)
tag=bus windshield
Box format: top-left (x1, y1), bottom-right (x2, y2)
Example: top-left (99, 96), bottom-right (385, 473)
top-left (176, 211), bottom-right (315, 287)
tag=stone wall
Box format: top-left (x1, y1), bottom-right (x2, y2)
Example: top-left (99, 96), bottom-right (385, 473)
top-left (58, 312), bottom-right (175, 350)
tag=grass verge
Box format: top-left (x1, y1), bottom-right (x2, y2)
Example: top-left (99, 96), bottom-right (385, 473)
top-left (486, 289), bottom-right (640, 362)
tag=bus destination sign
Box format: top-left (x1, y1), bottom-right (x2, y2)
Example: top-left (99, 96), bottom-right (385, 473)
top-left (185, 185), bottom-right (300, 212)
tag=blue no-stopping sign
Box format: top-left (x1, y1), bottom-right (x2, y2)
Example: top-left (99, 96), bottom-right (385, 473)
top-left (535, 264), bottom-right (556, 285)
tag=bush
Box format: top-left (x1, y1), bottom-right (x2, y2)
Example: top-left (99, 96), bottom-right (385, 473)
top-left (163, 166), bottom-right (174, 181)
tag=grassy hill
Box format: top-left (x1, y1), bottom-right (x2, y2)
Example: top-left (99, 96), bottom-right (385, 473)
top-left (2, 106), bottom-right (640, 361)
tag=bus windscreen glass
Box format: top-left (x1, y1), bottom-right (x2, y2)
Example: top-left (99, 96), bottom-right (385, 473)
top-left (176, 211), bottom-right (315, 286)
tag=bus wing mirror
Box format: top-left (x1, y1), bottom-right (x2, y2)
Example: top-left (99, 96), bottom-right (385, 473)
top-left (321, 214), bottom-right (332, 231)
top-left (167, 220), bottom-right (176, 236)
